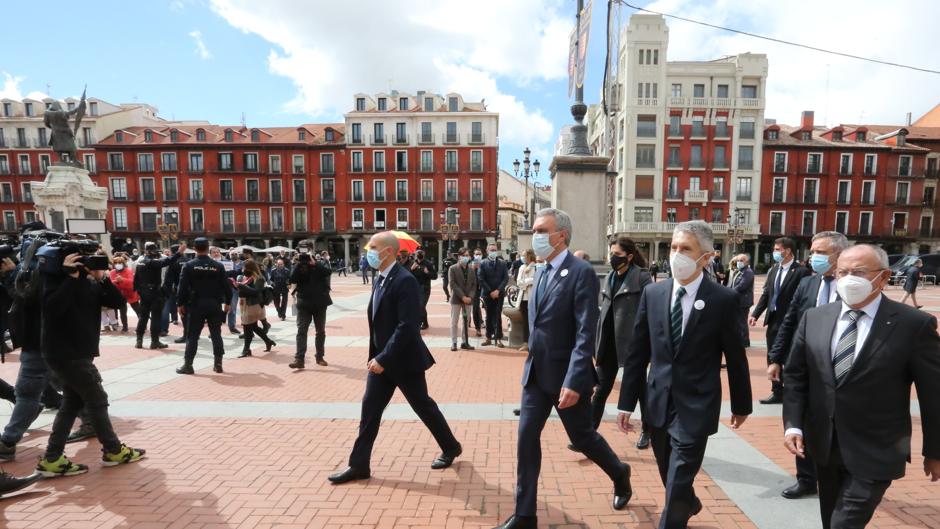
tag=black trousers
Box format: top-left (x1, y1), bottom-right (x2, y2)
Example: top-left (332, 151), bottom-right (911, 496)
top-left (518, 300), bottom-right (530, 343)
top-left (471, 295), bottom-right (483, 331)
top-left (183, 305), bottom-right (226, 363)
top-left (348, 370), bottom-right (459, 470)
top-left (591, 351), bottom-right (647, 431)
top-left (136, 292), bottom-right (165, 342)
top-left (419, 284), bottom-right (431, 327)
top-left (273, 287), bottom-right (289, 319)
top-left (765, 321), bottom-right (783, 395)
top-left (515, 376), bottom-right (624, 516)
top-left (243, 322), bottom-right (273, 351)
top-left (296, 305), bottom-right (327, 360)
top-left (649, 424), bottom-right (709, 529)
top-left (816, 436), bottom-right (890, 529)
top-left (43, 357), bottom-right (121, 459)
top-left (483, 295), bottom-right (504, 340)
top-left (797, 452), bottom-right (818, 486)
top-left (738, 307), bottom-right (751, 347)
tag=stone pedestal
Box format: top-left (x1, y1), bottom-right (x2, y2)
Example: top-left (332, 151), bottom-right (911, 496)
top-left (549, 155), bottom-right (610, 262)
top-left (31, 163), bottom-right (111, 253)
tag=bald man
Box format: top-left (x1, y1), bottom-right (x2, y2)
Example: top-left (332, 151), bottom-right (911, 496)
top-left (328, 232), bottom-right (462, 484)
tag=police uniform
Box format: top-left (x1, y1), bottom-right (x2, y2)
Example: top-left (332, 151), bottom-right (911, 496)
top-left (176, 246), bottom-right (232, 374)
top-left (133, 245), bottom-right (182, 348)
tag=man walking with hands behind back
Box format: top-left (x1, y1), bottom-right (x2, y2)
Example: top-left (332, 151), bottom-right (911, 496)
top-left (783, 244), bottom-right (940, 529)
top-left (493, 208), bottom-right (632, 529)
top-left (328, 232), bottom-right (462, 484)
top-left (618, 221), bottom-right (752, 529)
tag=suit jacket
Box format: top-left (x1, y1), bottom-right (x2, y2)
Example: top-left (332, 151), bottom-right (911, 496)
top-left (768, 274), bottom-right (838, 365)
top-left (447, 263), bottom-right (477, 305)
top-left (479, 258), bottom-right (509, 296)
top-left (752, 262), bottom-right (810, 325)
top-left (783, 297), bottom-right (940, 480)
top-left (596, 265), bottom-right (652, 366)
top-left (524, 252), bottom-right (599, 397)
top-left (367, 263), bottom-right (434, 376)
top-left (619, 276), bottom-right (753, 439)
top-left (731, 266), bottom-right (754, 309)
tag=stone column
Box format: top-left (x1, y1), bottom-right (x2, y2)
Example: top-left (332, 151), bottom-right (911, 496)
top-left (652, 239), bottom-right (660, 262)
top-left (264, 239), bottom-right (271, 249)
top-left (753, 240), bottom-right (761, 267)
top-left (437, 239), bottom-right (444, 272)
top-left (549, 155), bottom-right (610, 264)
top-left (342, 234), bottom-right (352, 266)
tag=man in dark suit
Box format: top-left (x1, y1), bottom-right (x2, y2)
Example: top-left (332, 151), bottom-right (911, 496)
top-left (768, 231), bottom-right (848, 500)
top-left (479, 243), bottom-right (509, 347)
top-left (493, 208), bottom-right (631, 529)
top-left (750, 236), bottom-right (810, 404)
top-left (618, 221), bottom-right (752, 529)
top-left (730, 253), bottom-right (754, 347)
top-left (783, 244), bottom-right (940, 529)
top-left (328, 232), bottom-right (462, 484)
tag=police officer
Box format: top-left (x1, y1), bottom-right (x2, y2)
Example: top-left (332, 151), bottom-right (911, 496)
top-left (133, 242), bottom-right (185, 349)
top-left (175, 238), bottom-right (232, 375)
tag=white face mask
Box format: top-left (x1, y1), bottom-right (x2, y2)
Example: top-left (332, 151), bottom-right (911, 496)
top-left (115, 264), bottom-right (125, 271)
top-left (670, 251), bottom-right (703, 281)
top-left (836, 273), bottom-right (882, 306)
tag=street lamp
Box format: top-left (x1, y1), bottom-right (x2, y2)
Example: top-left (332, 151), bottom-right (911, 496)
top-left (512, 147), bottom-right (540, 228)
top-left (726, 207), bottom-right (746, 255)
top-left (439, 206), bottom-right (461, 256)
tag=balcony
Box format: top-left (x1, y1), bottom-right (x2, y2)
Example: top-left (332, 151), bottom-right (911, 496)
top-left (443, 133), bottom-right (459, 145)
top-left (713, 159), bottom-right (729, 170)
top-left (927, 168), bottom-right (939, 179)
top-left (419, 192), bottom-right (436, 202)
top-left (667, 126), bottom-right (682, 138)
top-left (736, 192), bottom-right (752, 201)
top-left (665, 190), bottom-right (681, 201)
top-left (839, 167), bottom-right (852, 176)
top-left (349, 136), bottom-right (364, 146)
top-left (469, 191), bottom-right (485, 202)
top-left (923, 198), bottom-right (936, 208)
top-left (419, 164), bottom-right (434, 173)
top-left (468, 133), bottom-right (485, 145)
top-left (138, 193), bottom-right (157, 202)
top-left (0, 168), bottom-right (9, 176)
top-left (319, 166), bottom-right (335, 176)
top-left (393, 133), bottom-right (409, 145)
top-left (608, 221), bottom-right (762, 236)
top-left (667, 158), bottom-right (683, 170)
top-left (396, 221), bottom-right (409, 229)
top-left (836, 197), bottom-right (851, 206)
top-left (321, 194), bottom-right (336, 204)
top-left (418, 134), bottom-right (434, 145)
top-left (863, 167), bottom-right (877, 177)
top-left (805, 165), bottom-right (822, 175)
top-left (684, 189), bottom-right (708, 205)
top-left (445, 163), bottom-right (458, 173)
top-left (469, 163), bottom-right (483, 173)
top-left (689, 159), bottom-right (705, 170)
top-left (773, 163), bottom-right (787, 174)
top-left (636, 98), bottom-right (658, 107)
top-left (370, 134), bottom-right (386, 146)
top-left (712, 191), bottom-right (728, 201)
top-left (668, 97), bottom-right (762, 109)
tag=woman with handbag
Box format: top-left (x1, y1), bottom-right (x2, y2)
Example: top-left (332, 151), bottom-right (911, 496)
top-left (235, 260), bottom-right (276, 357)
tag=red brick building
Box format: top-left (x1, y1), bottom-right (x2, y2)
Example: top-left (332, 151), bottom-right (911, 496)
top-left (760, 111), bottom-right (931, 255)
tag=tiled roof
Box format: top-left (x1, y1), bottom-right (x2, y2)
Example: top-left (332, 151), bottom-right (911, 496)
top-left (913, 102), bottom-right (940, 127)
top-left (97, 124), bottom-right (345, 146)
top-left (764, 124), bottom-right (930, 152)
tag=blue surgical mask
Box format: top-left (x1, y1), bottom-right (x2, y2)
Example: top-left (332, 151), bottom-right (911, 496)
top-left (736, 261), bottom-right (746, 270)
top-left (474, 254), bottom-right (482, 262)
top-left (459, 256), bottom-right (470, 265)
top-left (810, 253), bottom-right (831, 275)
top-left (532, 233), bottom-right (555, 259)
top-left (772, 251), bottom-right (783, 263)
top-left (488, 251), bottom-right (498, 260)
top-left (366, 249), bottom-right (382, 269)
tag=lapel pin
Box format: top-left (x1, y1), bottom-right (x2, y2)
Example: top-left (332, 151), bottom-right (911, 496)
top-left (560, 269), bottom-right (569, 278)
top-left (694, 300), bottom-right (705, 310)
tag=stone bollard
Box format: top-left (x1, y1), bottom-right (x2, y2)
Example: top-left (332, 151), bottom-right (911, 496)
top-left (502, 305), bottom-right (525, 348)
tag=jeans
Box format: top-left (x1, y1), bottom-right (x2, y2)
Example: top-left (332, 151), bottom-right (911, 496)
top-left (1, 350), bottom-right (48, 445)
top-left (227, 290), bottom-right (239, 330)
top-left (43, 357), bottom-right (121, 459)
top-left (296, 305), bottom-right (327, 360)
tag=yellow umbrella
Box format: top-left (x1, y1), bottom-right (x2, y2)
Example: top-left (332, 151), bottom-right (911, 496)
top-left (364, 231), bottom-right (420, 253)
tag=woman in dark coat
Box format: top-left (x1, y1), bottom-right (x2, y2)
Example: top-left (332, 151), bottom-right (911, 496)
top-left (236, 260), bottom-right (276, 357)
top-left (900, 259), bottom-right (924, 309)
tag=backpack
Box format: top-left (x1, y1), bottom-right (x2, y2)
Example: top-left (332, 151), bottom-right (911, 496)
top-left (261, 283), bottom-right (274, 306)
top-left (7, 237), bottom-right (47, 357)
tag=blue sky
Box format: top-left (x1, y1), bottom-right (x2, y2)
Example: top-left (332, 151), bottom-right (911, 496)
top-left (4, 1), bottom-right (938, 184)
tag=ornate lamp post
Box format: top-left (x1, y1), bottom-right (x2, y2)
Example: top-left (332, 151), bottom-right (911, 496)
top-left (439, 206), bottom-right (461, 256)
top-left (726, 207), bottom-right (746, 255)
top-left (512, 148), bottom-right (540, 228)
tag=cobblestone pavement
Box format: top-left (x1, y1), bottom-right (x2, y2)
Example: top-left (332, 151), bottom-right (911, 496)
top-left (0, 274), bottom-right (935, 528)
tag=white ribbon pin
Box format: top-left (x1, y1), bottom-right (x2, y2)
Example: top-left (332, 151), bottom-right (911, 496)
top-left (694, 300), bottom-right (705, 310)
top-left (560, 269), bottom-right (569, 277)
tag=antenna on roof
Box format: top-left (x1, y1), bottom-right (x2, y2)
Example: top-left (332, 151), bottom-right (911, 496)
top-left (241, 112), bottom-right (246, 127)
top-left (45, 83), bottom-right (52, 97)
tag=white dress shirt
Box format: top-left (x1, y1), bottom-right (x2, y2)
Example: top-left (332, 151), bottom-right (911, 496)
top-left (816, 274), bottom-right (839, 305)
top-left (671, 270), bottom-right (705, 333)
top-left (784, 294), bottom-right (883, 438)
top-left (776, 258), bottom-right (794, 287)
top-left (541, 249), bottom-right (570, 284)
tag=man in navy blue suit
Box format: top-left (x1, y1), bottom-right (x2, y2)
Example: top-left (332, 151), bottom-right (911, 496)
top-left (328, 232), bottom-right (462, 484)
top-left (493, 208), bottom-right (632, 529)
top-left (618, 221), bottom-right (752, 529)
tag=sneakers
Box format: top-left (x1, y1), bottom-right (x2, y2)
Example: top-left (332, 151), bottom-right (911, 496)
top-left (102, 444), bottom-right (146, 467)
top-left (36, 455), bottom-right (89, 477)
top-left (0, 470), bottom-right (40, 496)
top-left (0, 441), bottom-right (15, 461)
top-left (65, 425), bottom-right (97, 444)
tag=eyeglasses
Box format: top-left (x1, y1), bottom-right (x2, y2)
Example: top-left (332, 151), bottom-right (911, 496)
top-left (834, 268), bottom-right (885, 278)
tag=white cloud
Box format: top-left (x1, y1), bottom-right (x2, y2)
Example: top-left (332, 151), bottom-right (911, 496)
top-left (170, 0), bottom-right (185, 11)
top-left (645, 0), bottom-right (940, 126)
top-left (0, 72), bottom-right (24, 99)
top-left (208, 0), bottom-right (570, 151)
top-left (189, 30), bottom-right (212, 60)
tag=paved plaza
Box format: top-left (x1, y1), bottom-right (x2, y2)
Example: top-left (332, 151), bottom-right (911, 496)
top-left (0, 275), bottom-right (936, 529)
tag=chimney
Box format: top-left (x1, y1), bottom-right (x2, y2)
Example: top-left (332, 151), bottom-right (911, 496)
top-left (801, 110), bottom-right (815, 130)
top-left (906, 112), bottom-right (912, 126)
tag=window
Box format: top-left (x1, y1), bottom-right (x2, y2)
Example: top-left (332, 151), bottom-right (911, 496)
top-left (857, 131), bottom-right (866, 142)
top-left (395, 151), bottom-right (407, 172)
top-left (693, 84), bottom-right (705, 97)
top-left (420, 122), bottom-right (433, 143)
top-left (859, 212), bottom-right (872, 235)
top-left (690, 145), bottom-right (703, 168)
top-left (636, 145), bottom-right (656, 168)
top-left (420, 151), bottom-right (433, 172)
top-left (896, 182), bottom-right (910, 204)
top-left (17, 154), bottom-right (30, 175)
top-left (770, 212), bottom-right (784, 234)
top-left (395, 123), bottom-right (407, 143)
top-left (802, 211), bottom-right (817, 236)
top-left (21, 182), bottom-right (32, 203)
top-left (715, 119), bottom-right (728, 138)
top-left (250, 129), bottom-right (260, 142)
top-left (668, 145), bottom-right (681, 168)
top-left (738, 146), bottom-right (754, 170)
top-left (445, 179), bottom-right (458, 201)
top-left (111, 178), bottom-right (127, 200)
top-left (736, 177), bottom-right (752, 200)
top-left (321, 178), bottom-right (335, 202)
top-left (395, 180), bottom-right (408, 201)
top-left (193, 129), bottom-right (205, 141)
top-left (219, 180), bottom-right (233, 201)
top-left (351, 123), bottom-right (362, 143)
top-left (38, 128), bottom-right (47, 146)
top-left (424, 97), bottom-right (434, 111)
top-left (470, 209), bottom-right (483, 231)
top-left (716, 84), bottom-right (729, 98)
top-left (689, 176), bottom-right (701, 191)
top-left (772, 178), bottom-right (786, 203)
top-left (269, 155), bottom-right (281, 174)
top-left (396, 208), bottom-right (408, 228)
top-left (186, 208), bottom-right (202, 232)
top-left (355, 97), bottom-right (366, 111)
top-left (325, 129), bottom-right (334, 142)
top-left (189, 153), bottom-right (203, 172)
top-left (352, 209), bottom-right (364, 229)
top-left (468, 179), bottom-right (483, 201)
top-left (421, 209), bottom-right (433, 231)
top-left (667, 176), bottom-right (680, 199)
top-left (671, 84), bottom-right (681, 97)
top-left (141, 212), bottom-right (159, 232)
top-left (399, 97), bottom-right (409, 110)
top-left (832, 130), bottom-right (842, 142)
top-left (446, 122), bottom-right (458, 143)
top-left (269, 180), bottom-right (282, 202)
top-left (898, 155), bottom-right (912, 176)
top-left (739, 122), bottom-right (755, 139)
top-left (713, 176), bottom-right (726, 199)
top-left (470, 150), bottom-right (483, 172)
top-left (189, 179), bottom-right (203, 201)
top-left (448, 97), bottom-right (458, 112)
top-left (864, 154), bottom-right (877, 175)
top-left (803, 179), bottom-right (819, 203)
top-left (767, 129), bottom-right (779, 140)
top-left (351, 151), bottom-right (363, 172)
top-left (373, 123), bottom-right (385, 144)
top-left (293, 207), bottom-right (308, 232)
top-left (445, 150), bottom-right (458, 172)
top-left (24, 211), bottom-right (36, 224)
top-left (24, 102), bottom-right (33, 116)
top-left (635, 175), bottom-right (654, 199)
top-left (689, 207), bottom-right (700, 220)
top-left (140, 178), bottom-right (156, 201)
top-left (161, 152), bottom-right (177, 171)
top-left (320, 153), bottom-right (334, 175)
top-left (108, 153), bottom-right (124, 171)
top-left (243, 153), bottom-right (258, 172)
top-left (669, 115), bottom-right (681, 136)
top-left (774, 152), bottom-right (787, 172)
top-left (711, 207), bottom-right (724, 223)
top-left (1, 102), bottom-right (9, 116)
top-left (807, 153), bottom-right (823, 174)
top-left (374, 180), bottom-right (386, 201)
top-left (691, 117), bottom-right (704, 137)
top-left (163, 177), bottom-right (178, 201)
top-left (218, 153), bottom-right (233, 171)
top-left (420, 180), bottom-right (433, 201)
top-left (39, 154), bottom-right (50, 173)
top-left (292, 155), bottom-right (305, 174)
top-left (714, 145), bottom-right (727, 169)
top-left (352, 180), bottom-right (364, 201)
top-left (168, 130), bottom-right (179, 143)
top-left (374, 209), bottom-right (386, 228)
top-left (638, 49), bottom-right (644, 64)
top-left (246, 179), bottom-right (260, 202)
top-left (112, 208), bottom-right (128, 230)
top-left (84, 153), bottom-right (96, 172)
top-left (0, 156), bottom-right (7, 175)
top-left (471, 122), bottom-right (483, 143)
top-left (373, 151), bottom-right (386, 172)
top-left (741, 84), bottom-right (758, 98)
top-left (840, 153), bottom-right (852, 175)
top-left (861, 181), bottom-right (875, 205)
top-left (293, 179), bottom-right (306, 202)
top-left (222, 130), bottom-right (233, 142)
top-left (637, 116), bottom-right (656, 137)
top-left (377, 97), bottom-right (387, 111)
top-left (0, 184), bottom-right (12, 203)
top-left (666, 208), bottom-right (677, 222)
top-left (634, 207), bottom-right (654, 222)
top-left (835, 211), bottom-right (848, 234)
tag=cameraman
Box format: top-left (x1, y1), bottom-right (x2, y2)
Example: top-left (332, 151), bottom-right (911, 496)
top-left (133, 242), bottom-right (185, 349)
top-left (409, 249), bottom-right (437, 330)
top-left (35, 252), bottom-right (146, 477)
top-left (288, 249), bottom-right (332, 369)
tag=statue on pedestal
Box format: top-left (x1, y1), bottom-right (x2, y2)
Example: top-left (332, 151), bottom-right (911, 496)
top-left (43, 86), bottom-right (86, 166)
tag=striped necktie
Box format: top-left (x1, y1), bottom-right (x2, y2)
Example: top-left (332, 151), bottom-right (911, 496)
top-left (671, 286), bottom-right (686, 351)
top-left (832, 309), bottom-right (863, 385)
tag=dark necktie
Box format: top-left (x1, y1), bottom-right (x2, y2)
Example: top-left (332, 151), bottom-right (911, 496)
top-left (833, 310), bottom-right (863, 385)
top-left (671, 286), bottom-right (686, 350)
top-left (818, 276), bottom-right (834, 306)
top-left (770, 265), bottom-right (784, 311)
top-left (535, 263), bottom-right (553, 310)
top-left (371, 275), bottom-right (385, 318)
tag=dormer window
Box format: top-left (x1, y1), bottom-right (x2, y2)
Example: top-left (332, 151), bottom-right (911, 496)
top-left (224, 129), bottom-right (233, 142)
top-left (832, 131), bottom-right (842, 141)
top-left (424, 97), bottom-right (434, 111)
top-left (170, 130), bottom-right (179, 142)
top-left (448, 97), bottom-right (458, 112)
top-left (897, 133), bottom-right (906, 147)
top-left (115, 131), bottom-right (124, 143)
top-left (378, 98), bottom-right (387, 111)
top-left (767, 130), bottom-right (778, 140)
top-left (67, 102), bottom-right (75, 111)
top-left (144, 130), bottom-right (153, 143)
top-left (355, 98), bottom-right (366, 111)
top-left (325, 129), bottom-right (334, 142)
top-left (24, 103), bottom-right (33, 116)
top-left (399, 97), bottom-right (409, 110)
top-left (857, 131), bottom-right (866, 142)
top-left (801, 131), bottom-right (811, 141)
top-left (298, 130), bottom-right (306, 140)
top-left (196, 129), bottom-right (206, 141)
top-left (251, 130), bottom-right (260, 142)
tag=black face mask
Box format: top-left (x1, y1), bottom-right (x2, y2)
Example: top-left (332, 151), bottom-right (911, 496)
top-left (609, 254), bottom-right (629, 270)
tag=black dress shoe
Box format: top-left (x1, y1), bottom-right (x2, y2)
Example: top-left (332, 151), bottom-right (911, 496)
top-left (176, 364), bottom-right (195, 375)
top-left (512, 408), bottom-right (521, 416)
top-left (612, 464), bottom-right (633, 510)
top-left (567, 443), bottom-right (582, 453)
top-left (327, 467), bottom-right (370, 484)
top-left (759, 393), bottom-right (783, 405)
top-left (689, 497), bottom-right (703, 519)
top-left (431, 444), bottom-right (462, 469)
top-left (174, 336), bottom-right (187, 344)
top-left (493, 514), bottom-right (537, 529)
top-left (0, 470), bottom-right (40, 497)
top-left (460, 343), bottom-right (475, 350)
top-left (781, 481), bottom-right (817, 499)
top-left (636, 430), bottom-right (650, 450)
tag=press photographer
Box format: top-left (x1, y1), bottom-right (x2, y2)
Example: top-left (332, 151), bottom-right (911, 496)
top-left (288, 246), bottom-right (332, 369)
